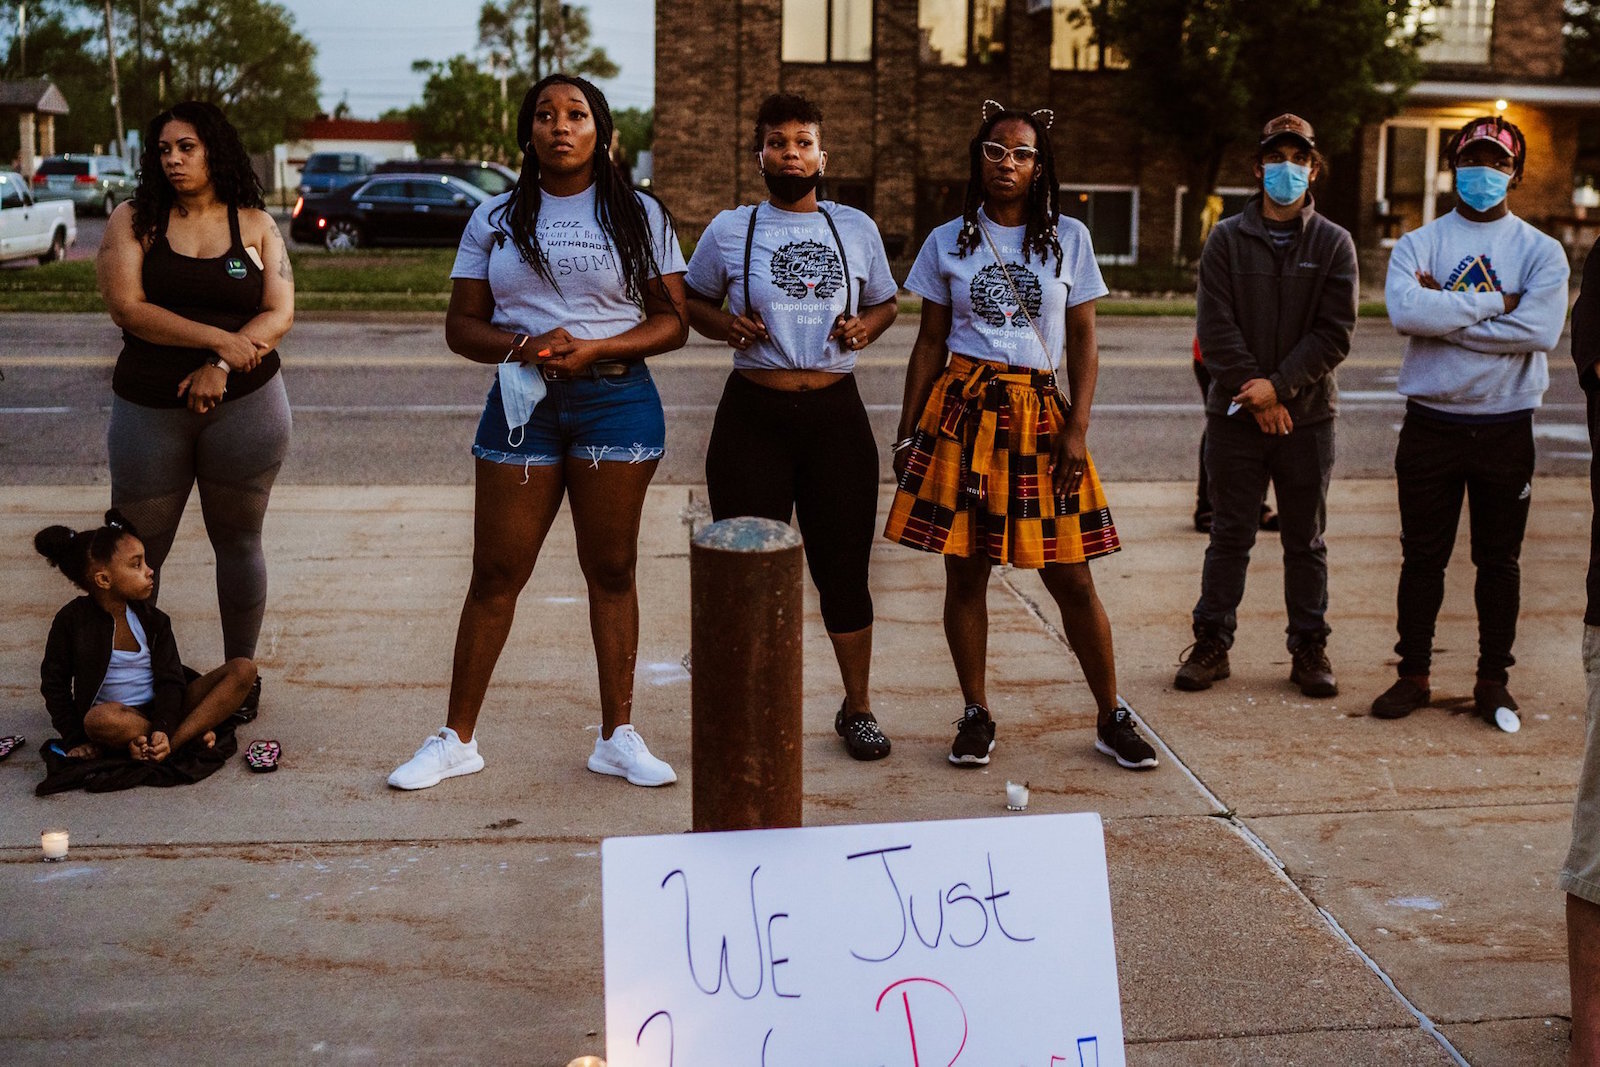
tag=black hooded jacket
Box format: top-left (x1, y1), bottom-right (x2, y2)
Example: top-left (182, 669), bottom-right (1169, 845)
top-left (39, 596), bottom-right (186, 746)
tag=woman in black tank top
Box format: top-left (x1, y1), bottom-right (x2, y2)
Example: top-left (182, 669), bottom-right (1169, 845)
top-left (95, 101), bottom-right (294, 697)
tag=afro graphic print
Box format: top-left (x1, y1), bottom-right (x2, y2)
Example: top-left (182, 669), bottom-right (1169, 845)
top-left (970, 262), bottom-right (1045, 329)
top-left (769, 240), bottom-right (846, 300)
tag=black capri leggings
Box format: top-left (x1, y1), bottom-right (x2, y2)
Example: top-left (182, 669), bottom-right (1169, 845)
top-left (705, 371), bottom-right (879, 634)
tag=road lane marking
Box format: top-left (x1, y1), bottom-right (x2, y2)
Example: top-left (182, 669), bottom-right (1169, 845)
top-left (0, 353), bottom-right (1416, 369)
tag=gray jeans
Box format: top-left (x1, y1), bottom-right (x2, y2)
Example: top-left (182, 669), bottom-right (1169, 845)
top-left (1192, 413), bottom-right (1335, 650)
top-left (108, 374), bottom-right (292, 659)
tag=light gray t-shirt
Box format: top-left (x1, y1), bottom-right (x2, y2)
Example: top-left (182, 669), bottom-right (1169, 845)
top-left (684, 200), bottom-right (899, 372)
top-left (451, 183), bottom-right (686, 340)
top-left (904, 209), bottom-right (1108, 371)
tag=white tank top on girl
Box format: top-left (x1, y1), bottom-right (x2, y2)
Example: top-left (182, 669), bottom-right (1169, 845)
top-left (94, 605), bottom-right (155, 708)
top-left (685, 200), bottom-right (899, 373)
top-left (904, 209), bottom-right (1109, 372)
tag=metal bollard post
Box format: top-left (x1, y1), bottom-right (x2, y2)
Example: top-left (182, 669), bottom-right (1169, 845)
top-left (690, 517), bottom-right (805, 831)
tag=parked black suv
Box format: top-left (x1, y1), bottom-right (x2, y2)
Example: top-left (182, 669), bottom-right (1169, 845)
top-left (373, 159), bottom-right (517, 198)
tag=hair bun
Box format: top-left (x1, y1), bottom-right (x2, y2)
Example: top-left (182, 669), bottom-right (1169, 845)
top-left (33, 525), bottom-right (78, 570)
top-left (103, 508), bottom-right (138, 538)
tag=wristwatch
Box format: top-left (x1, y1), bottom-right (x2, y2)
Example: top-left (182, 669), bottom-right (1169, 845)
top-left (209, 356), bottom-right (230, 372)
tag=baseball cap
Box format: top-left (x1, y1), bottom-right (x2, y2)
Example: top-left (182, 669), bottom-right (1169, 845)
top-left (1456, 118), bottom-right (1518, 159)
top-left (1259, 114), bottom-right (1316, 151)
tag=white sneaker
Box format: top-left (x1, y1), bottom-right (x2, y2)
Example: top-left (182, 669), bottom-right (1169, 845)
top-left (587, 724), bottom-right (677, 787)
top-left (387, 727), bottom-right (485, 790)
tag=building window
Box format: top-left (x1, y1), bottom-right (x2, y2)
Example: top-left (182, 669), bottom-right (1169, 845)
top-left (915, 180), bottom-right (968, 250)
top-left (783, 0), bottom-right (874, 63)
top-left (1050, 0), bottom-right (1126, 71)
top-left (918, 0), bottom-right (1006, 67)
top-left (1415, 0), bottom-right (1493, 66)
top-left (1060, 185), bottom-right (1138, 264)
top-left (1173, 185), bottom-right (1255, 251)
top-left (825, 179), bottom-right (873, 214)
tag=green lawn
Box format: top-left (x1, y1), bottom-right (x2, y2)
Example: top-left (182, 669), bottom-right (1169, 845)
top-left (0, 250), bottom-right (1391, 318)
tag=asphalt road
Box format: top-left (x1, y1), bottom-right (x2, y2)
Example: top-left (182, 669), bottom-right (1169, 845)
top-left (0, 314), bottom-right (1588, 485)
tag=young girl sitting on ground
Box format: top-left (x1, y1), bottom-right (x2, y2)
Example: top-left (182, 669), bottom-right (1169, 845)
top-left (36, 510), bottom-right (256, 762)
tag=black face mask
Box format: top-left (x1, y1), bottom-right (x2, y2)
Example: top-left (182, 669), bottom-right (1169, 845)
top-left (762, 169), bottom-right (822, 204)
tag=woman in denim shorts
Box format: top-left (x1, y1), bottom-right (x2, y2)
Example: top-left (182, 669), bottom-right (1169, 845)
top-left (388, 74), bottom-right (688, 791)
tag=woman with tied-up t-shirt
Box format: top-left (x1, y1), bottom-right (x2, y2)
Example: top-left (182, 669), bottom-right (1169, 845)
top-left (886, 103), bottom-right (1159, 773)
top-left (387, 74), bottom-right (689, 792)
top-left (685, 94), bottom-right (900, 762)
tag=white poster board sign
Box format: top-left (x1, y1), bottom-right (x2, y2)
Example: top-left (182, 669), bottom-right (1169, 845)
top-left (602, 813), bottom-right (1125, 1066)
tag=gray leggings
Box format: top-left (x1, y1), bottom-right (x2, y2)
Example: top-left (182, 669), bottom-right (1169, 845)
top-left (108, 375), bottom-right (292, 659)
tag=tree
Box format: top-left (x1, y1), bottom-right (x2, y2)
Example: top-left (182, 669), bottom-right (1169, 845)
top-left (408, 55), bottom-right (519, 162)
top-left (0, 1), bottom-right (117, 156)
top-left (1568, 0), bottom-right (1600, 84)
top-left (477, 0), bottom-right (619, 84)
top-left (612, 106), bottom-right (652, 164)
top-left (134, 0), bottom-right (320, 152)
top-left (1090, 0), bottom-right (1434, 261)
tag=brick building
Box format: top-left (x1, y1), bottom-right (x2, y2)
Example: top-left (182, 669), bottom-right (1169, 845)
top-left (655, 0), bottom-right (1600, 267)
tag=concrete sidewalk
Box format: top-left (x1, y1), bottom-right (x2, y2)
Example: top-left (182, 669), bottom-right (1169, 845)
top-left (0, 480), bottom-right (1587, 1065)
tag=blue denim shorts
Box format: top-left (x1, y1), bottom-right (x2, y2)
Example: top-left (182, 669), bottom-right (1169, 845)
top-left (472, 362), bottom-right (667, 468)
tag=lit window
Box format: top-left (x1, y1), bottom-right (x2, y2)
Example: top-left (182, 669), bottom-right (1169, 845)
top-left (919, 0), bottom-right (1006, 67)
top-left (1049, 0), bottom-right (1126, 71)
top-left (1410, 0), bottom-right (1494, 66)
top-left (783, 0), bottom-right (873, 63)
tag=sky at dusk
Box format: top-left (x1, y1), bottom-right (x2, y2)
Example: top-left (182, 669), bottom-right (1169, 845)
top-left (274, 0), bottom-right (656, 117)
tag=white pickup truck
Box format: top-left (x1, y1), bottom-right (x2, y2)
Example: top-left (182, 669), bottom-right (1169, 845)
top-left (0, 170), bottom-right (76, 265)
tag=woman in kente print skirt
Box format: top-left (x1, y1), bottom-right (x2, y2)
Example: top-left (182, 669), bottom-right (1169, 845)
top-left (885, 101), bottom-right (1159, 773)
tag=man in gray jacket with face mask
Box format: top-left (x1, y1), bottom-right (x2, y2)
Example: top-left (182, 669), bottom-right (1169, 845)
top-left (1175, 114), bottom-right (1358, 698)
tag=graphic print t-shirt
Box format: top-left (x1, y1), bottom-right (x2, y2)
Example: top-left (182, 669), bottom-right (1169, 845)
top-left (684, 201), bottom-right (899, 373)
top-left (904, 209), bottom-right (1108, 372)
top-left (451, 183), bottom-right (686, 340)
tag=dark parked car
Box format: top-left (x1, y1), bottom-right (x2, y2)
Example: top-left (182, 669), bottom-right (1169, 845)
top-left (373, 158), bottom-right (517, 197)
top-left (296, 151), bottom-right (374, 197)
top-left (290, 173), bottom-right (490, 250)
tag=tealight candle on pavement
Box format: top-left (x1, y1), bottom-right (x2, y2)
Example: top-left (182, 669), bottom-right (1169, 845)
top-left (40, 828), bottom-right (68, 861)
top-left (1005, 781), bottom-right (1029, 811)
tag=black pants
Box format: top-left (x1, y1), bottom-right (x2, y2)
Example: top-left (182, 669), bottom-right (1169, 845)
top-left (1194, 359), bottom-right (1211, 512)
top-left (705, 371), bottom-right (878, 634)
top-left (1193, 414), bottom-right (1335, 649)
top-left (1394, 410), bottom-right (1535, 684)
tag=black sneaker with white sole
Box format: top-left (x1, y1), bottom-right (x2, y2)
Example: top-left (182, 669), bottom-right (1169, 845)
top-left (949, 704), bottom-right (996, 766)
top-left (1095, 698), bottom-right (1159, 770)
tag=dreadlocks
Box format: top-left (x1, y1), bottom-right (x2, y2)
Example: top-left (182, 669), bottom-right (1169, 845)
top-left (493, 73), bottom-right (674, 308)
top-left (955, 108), bottom-right (1062, 273)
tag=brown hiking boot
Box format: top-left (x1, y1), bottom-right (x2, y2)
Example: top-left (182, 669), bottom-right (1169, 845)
top-left (1289, 642), bottom-right (1338, 697)
top-left (1175, 637), bottom-right (1230, 691)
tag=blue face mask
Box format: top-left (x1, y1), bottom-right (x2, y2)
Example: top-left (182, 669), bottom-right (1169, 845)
top-left (1262, 161), bottom-right (1311, 206)
top-left (1455, 166), bottom-right (1512, 213)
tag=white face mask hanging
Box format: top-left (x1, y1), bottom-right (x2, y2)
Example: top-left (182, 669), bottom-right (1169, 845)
top-left (497, 356), bottom-right (547, 447)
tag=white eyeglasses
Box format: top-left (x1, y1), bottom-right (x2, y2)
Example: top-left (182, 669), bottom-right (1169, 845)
top-left (980, 141), bottom-right (1039, 165)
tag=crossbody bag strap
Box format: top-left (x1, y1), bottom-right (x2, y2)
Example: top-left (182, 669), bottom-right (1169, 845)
top-left (977, 219), bottom-right (1053, 366)
top-left (817, 206), bottom-right (853, 319)
top-left (742, 201), bottom-right (759, 318)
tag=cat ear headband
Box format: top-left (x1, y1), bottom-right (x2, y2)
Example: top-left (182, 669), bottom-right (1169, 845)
top-left (981, 99), bottom-right (1055, 130)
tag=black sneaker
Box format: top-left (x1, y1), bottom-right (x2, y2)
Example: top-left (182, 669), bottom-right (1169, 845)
top-left (1370, 677), bottom-right (1430, 719)
top-left (949, 704), bottom-right (995, 766)
top-left (1174, 638), bottom-right (1230, 691)
top-left (1474, 682), bottom-right (1522, 733)
top-left (1095, 698), bottom-right (1158, 770)
top-left (835, 703), bottom-right (891, 761)
top-left (1289, 643), bottom-right (1338, 697)
top-left (230, 675), bottom-right (262, 726)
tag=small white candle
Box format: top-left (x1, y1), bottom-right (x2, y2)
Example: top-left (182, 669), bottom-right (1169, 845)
top-left (1005, 781), bottom-right (1029, 811)
top-left (40, 828), bottom-right (68, 861)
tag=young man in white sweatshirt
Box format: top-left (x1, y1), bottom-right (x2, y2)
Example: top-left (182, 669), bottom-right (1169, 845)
top-left (1374, 116), bottom-right (1569, 730)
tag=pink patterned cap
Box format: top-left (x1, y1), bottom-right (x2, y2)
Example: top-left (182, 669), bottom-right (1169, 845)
top-left (1458, 119), bottom-right (1517, 158)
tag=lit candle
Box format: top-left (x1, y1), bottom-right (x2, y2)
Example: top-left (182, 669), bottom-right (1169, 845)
top-left (40, 828), bottom-right (68, 861)
top-left (1005, 781), bottom-right (1029, 811)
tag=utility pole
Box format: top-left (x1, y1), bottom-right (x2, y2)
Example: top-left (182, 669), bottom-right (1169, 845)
top-left (103, 0), bottom-right (125, 152)
top-left (532, 0), bottom-right (541, 81)
top-left (136, 0), bottom-right (146, 133)
top-left (17, 3), bottom-right (26, 77)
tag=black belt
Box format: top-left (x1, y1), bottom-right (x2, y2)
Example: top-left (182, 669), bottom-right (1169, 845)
top-left (541, 360), bottom-right (633, 381)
